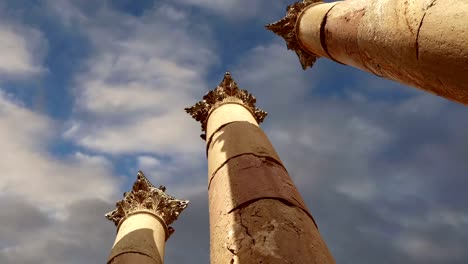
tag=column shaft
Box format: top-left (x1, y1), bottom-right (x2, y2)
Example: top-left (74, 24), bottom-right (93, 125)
top-left (108, 213), bottom-right (165, 264)
top-left (105, 171), bottom-right (189, 264)
top-left (270, 0), bottom-right (468, 104)
top-left (301, 0), bottom-right (468, 103)
top-left (207, 103), bottom-right (334, 263)
top-left (186, 72), bottom-right (334, 263)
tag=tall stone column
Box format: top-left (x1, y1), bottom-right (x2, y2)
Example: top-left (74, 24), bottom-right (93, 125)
top-left (267, 0), bottom-right (468, 105)
top-left (185, 72), bottom-right (334, 263)
top-left (105, 171), bottom-right (189, 264)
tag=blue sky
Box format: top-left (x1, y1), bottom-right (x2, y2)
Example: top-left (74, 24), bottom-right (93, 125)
top-left (0, 0), bottom-right (467, 263)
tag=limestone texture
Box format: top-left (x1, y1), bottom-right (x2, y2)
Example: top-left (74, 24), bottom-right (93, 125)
top-left (211, 199), bottom-right (334, 264)
top-left (187, 72), bottom-right (335, 264)
top-left (207, 121), bottom-right (283, 178)
top-left (106, 171), bottom-right (188, 264)
top-left (270, 0), bottom-right (468, 104)
top-left (109, 253), bottom-right (158, 264)
top-left (108, 214), bottom-right (165, 264)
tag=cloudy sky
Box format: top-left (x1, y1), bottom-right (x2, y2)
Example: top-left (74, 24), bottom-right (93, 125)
top-left (0, 0), bottom-right (467, 263)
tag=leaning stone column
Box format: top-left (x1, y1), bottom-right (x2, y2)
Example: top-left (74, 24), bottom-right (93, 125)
top-left (185, 72), bottom-right (334, 263)
top-left (105, 171), bottom-right (189, 264)
top-left (267, 0), bottom-right (468, 105)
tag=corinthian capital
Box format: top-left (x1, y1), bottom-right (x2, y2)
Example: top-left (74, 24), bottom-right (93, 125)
top-left (185, 72), bottom-right (267, 140)
top-left (266, 0), bottom-right (321, 69)
top-left (105, 171), bottom-right (189, 239)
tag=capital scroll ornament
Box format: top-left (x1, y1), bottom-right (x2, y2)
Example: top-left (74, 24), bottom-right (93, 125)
top-left (105, 171), bottom-right (189, 239)
top-left (185, 72), bottom-right (267, 140)
top-left (266, 0), bottom-right (321, 70)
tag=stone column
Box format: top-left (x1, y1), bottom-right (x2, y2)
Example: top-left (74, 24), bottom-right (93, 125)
top-left (267, 0), bottom-right (468, 105)
top-left (185, 72), bottom-right (334, 264)
top-left (105, 171), bottom-right (189, 264)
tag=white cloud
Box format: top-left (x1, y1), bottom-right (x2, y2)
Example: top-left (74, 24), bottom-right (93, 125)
top-left (136, 154), bottom-right (207, 199)
top-left (137, 155), bottom-right (161, 169)
top-left (0, 91), bottom-right (119, 211)
top-left (58, 1), bottom-right (212, 215)
top-left (0, 199), bottom-right (116, 264)
top-left (65, 4), bottom-right (215, 156)
top-left (397, 236), bottom-right (465, 262)
top-left (173, 0), bottom-right (289, 19)
top-left (0, 90), bottom-right (122, 263)
top-left (234, 43), bottom-right (313, 108)
top-left (1, 1), bottom-right (465, 263)
top-left (0, 24), bottom-right (46, 78)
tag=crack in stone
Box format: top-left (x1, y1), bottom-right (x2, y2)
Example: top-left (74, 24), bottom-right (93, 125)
top-left (228, 197), bottom-right (318, 229)
top-left (285, 219), bottom-right (303, 235)
top-left (320, 3), bottom-right (342, 64)
top-left (415, 13), bottom-right (426, 60)
top-left (208, 153), bottom-right (286, 190)
top-left (416, 0), bottom-right (438, 60)
top-left (226, 246), bottom-right (237, 264)
top-left (239, 208), bottom-right (256, 246)
top-left (109, 251), bottom-right (155, 264)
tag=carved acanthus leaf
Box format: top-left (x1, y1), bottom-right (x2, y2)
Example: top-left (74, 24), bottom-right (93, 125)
top-left (266, 0), bottom-right (321, 70)
top-left (185, 72), bottom-right (267, 140)
top-left (105, 171), bottom-right (189, 238)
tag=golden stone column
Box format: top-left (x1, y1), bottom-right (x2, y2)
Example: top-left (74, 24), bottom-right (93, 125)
top-left (185, 72), bottom-right (334, 263)
top-left (105, 171), bottom-right (189, 264)
top-left (267, 0), bottom-right (468, 104)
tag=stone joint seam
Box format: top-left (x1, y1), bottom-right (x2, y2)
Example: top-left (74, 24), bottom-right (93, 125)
top-left (206, 101), bottom-right (259, 133)
top-left (108, 251), bottom-right (155, 264)
top-left (316, 2), bottom-right (344, 65)
top-left (205, 120), bottom-right (241, 157)
top-left (208, 153), bottom-right (286, 190)
top-left (415, 0), bottom-right (437, 61)
top-left (228, 197), bottom-right (319, 229)
top-left (295, 1), bottom-right (324, 57)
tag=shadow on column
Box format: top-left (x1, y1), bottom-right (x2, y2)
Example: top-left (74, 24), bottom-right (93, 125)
top-left (208, 120), bottom-right (334, 263)
top-left (108, 228), bottom-right (162, 264)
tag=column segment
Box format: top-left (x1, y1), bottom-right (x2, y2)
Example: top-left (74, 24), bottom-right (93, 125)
top-left (186, 72), bottom-right (334, 264)
top-left (106, 171), bottom-right (189, 264)
top-left (267, 0), bottom-right (468, 105)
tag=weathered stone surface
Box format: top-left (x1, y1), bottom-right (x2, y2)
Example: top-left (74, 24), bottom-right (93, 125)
top-left (418, 0), bottom-right (468, 103)
top-left (297, 2), bottom-right (337, 59)
top-left (108, 215), bottom-right (164, 264)
top-left (206, 103), bottom-right (259, 145)
top-left (186, 73), bottom-right (335, 264)
top-left (271, 0), bottom-right (468, 105)
top-left (210, 199), bottom-right (335, 264)
top-left (109, 253), bottom-right (158, 264)
top-left (209, 154), bottom-right (313, 226)
top-left (106, 171), bottom-right (189, 264)
top-left (320, 0), bottom-right (367, 66)
top-left (207, 121), bottom-right (283, 178)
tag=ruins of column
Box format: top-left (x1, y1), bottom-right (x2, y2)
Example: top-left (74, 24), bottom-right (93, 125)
top-left (267, 0), bottom-right (468, 104)
top-left (105, 171), bottom-right (189, 264)
top-left (185, 72), bottom-right (335, 263)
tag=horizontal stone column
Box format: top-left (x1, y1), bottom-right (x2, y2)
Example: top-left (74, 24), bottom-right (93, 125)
top-left (268, 0), bottom-right (468, 104)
